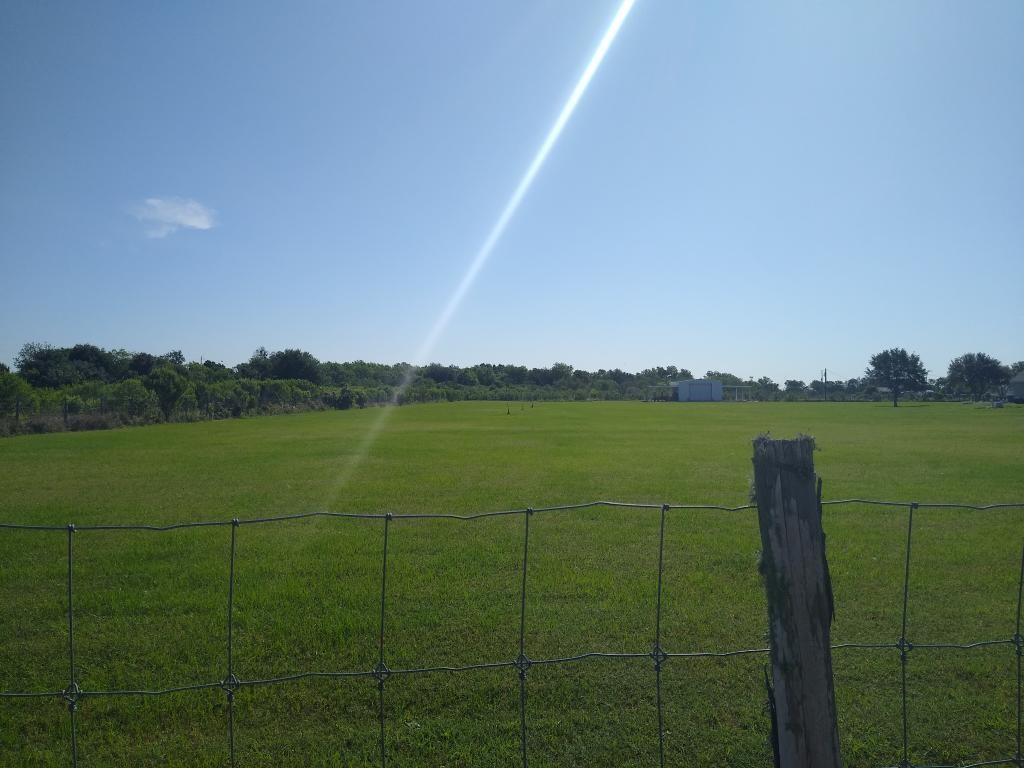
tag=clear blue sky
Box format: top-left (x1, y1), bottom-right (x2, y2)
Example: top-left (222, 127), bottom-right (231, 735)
top-left (2, 1), bottom-right (1021, 383)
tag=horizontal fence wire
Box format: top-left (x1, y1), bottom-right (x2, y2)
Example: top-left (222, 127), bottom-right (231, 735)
top-left (2, 499), bottom-right (1024, 768)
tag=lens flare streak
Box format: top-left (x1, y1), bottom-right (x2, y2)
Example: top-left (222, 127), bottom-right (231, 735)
top-left (324, 0), bottom-right (637, 505)
top-left (412, 0), bottom-right (637, 368)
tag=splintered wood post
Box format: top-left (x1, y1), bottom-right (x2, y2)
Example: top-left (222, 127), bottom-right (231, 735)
top-left (752, 435), bottom-right (841, 768)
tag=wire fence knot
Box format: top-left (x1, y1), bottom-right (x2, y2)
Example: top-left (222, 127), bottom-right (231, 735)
top-left (1014, 634), bottom-right (1024, 658)
top-left (372, 661), bottom-right (391, 684)
top-left (220, 673), bottom-right (240, 694)
top-left (651, 643), bottom-right (668, 671)
top-left (61, 681), bottom-right (81, 710)
top-left (897, 637), bottom-right (913, 660)
top-left (514, 653), bottom-right (531, 678)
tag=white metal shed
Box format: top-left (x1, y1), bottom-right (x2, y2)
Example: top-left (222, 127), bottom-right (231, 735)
top-left (670, 379), bottom-right (723, 402)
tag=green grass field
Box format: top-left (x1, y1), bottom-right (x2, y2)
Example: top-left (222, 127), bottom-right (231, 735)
top-left (2, 401), bottom-right (1023, 766)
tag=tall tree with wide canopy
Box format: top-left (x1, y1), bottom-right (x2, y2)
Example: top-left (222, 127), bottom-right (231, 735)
top-left (866, 348), bottom-right (928, 407)
top-left (947, 353), bottom-right (1009, 399)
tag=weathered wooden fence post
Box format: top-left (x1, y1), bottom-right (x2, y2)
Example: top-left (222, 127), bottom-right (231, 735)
top-left (752, 435), bottom-right (842, 768)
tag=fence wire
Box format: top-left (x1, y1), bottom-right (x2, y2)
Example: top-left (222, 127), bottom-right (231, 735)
top-left (2, 498), bottom-right (1024, 767)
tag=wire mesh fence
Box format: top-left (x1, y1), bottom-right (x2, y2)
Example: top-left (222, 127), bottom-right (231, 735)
top-left (2, 498), bottom-right (1024, 767)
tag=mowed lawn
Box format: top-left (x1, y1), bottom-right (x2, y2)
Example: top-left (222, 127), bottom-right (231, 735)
top-left (1, 401), bottom-right (1023, 767)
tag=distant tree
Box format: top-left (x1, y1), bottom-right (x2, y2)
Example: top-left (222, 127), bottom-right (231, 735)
top-left (1011, 361), bottom-right (1024, 375)
top-left (144, 365), bottom-right (188, 419)
top-left (319, 361), bottom-right (353, 387)
top-left (755, 377), bottom-right (779, 400)
top-left (0, 362), bottom-right (8, 374)
top-left (268, 349), bottom-right (322, 383)
top-left (705, 371), bottom-right (744, 386)
top-left (236, 347), bottom-right (272, 379)
top-left (162, 350), bottom-right (186, 366)
top-left (527, 367), bottom-right (556, 387)
top-left (129, 352), bottom-right (158, 377)
top-left (865, 348), bottom-right (928, 407)
top-left (422, 363), bottom-right (457, 384)
top-left (551, 362), bottom-right (574, 384)
top-left (784, 379), bottom-right (806, 393)
top-left (503, 366), bottom-right (528, 386)
top-left (946, 353), bottom-right (1009, 400)
top-left (203, 360), bottom-right (235, 382)
top-left (109, 379), bottom-right (160, 420)
top-left (0, 372), bottom-right (35, 413)
top-left (15, 343), bottom-right (77, 388)
top-left (67, 343), bottom-right (123, 382)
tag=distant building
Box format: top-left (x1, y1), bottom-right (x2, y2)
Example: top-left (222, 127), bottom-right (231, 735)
top-left (1009, 371), bottom-right (1024, 403)
top-left (670, 379), bottom-right (723, 402)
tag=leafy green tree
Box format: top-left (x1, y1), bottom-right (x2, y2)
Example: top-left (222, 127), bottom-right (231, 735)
top-left (319, 361), bottom-right (353, 387)
top-left (129, 352), bottom-right (158, 377)
top-left (551, 362), bottom-right (574, 385)
top-left (144, 365), bottom-right (188, 419)
top-left (946, 353), bottom-right (1009, 400)
top-left (235, 347), bottom-right (272, 379)
top-left (15, 343), bottom-right (78, 388)
top-left (66, 343), bottom-right (129, 382)
top-left (754, 377), bottom-right (779, 400)
top-left (109, 379), bottom-right (160, 420)
top-left (1011, 361), bottom-right (1024, 375)
top-left (706, 371), bottom-right (744, 386)
top-left (866, 348), bottom-right (928, 407)
top-left (0, 372), bottom-right (35, 414)
top-left (268, 349), bottom-right (322, 383)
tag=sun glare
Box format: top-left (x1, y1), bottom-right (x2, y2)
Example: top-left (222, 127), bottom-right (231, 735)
top-left (323, 0), bottom-right (638, 507)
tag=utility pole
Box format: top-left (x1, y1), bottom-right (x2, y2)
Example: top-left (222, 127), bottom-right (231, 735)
top-left (823, 368), bottom-right (828, 402)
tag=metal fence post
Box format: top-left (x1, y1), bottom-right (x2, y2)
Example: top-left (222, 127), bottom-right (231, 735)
top-left (752, 436), bottom-right (841, 768)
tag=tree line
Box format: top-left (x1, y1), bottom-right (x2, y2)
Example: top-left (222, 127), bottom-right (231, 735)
top-left (1, 342), bottom-right (1020, 435)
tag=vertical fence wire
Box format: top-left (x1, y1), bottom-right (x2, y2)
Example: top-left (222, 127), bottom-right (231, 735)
top-left (376, 514), bottom-right (392, 768)
top-left (899, 502), bottom-right (917, 768)
top-left (654, 504), bottom-right (668, 768)
top-left (65, 524), bottom-right (78, 768)
top-left (1016, 543), bottom-right (1024, 767)
top-left (225, 519), bottom-right (239, 767)
top-left (516, 509), bottom-right (533, 768)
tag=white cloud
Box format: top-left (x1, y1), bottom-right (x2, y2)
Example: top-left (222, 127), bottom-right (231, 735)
top-left (132, 197), bottom-right (216, 238)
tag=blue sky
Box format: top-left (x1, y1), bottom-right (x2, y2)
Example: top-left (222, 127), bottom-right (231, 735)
top-left (1, 1), bottom-right (1021, 383)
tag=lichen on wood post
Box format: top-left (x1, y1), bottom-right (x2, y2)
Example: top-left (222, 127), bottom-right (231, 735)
top-left (752, 435), bottom-right (842, 768)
